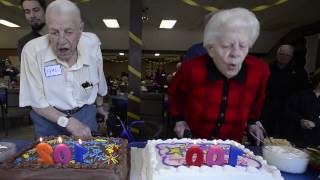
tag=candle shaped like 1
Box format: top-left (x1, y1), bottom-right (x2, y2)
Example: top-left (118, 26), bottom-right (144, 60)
top-left (74, 139), bottom-right (88, 163)
top-left (35, 137), bottom-right (54, 164)
top-left (53, 137), bottom-right (72, 165)
top-left (185, 140), bottom-right (204, 166)
top-left (228, 143), bottom-right (244, 167)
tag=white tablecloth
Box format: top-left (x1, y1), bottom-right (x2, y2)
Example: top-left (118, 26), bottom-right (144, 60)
top-left (130, 148), bottom-right (143, 180)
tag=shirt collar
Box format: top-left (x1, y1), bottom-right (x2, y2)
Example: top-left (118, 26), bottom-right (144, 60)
top-left (44, 38), bottom-right (90, 68)
top-left (206, 55), bottom-right (247, 83)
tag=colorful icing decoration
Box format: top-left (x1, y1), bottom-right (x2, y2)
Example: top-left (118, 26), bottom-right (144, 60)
top-left (106, 154), bottom-right (119, 165)
top-left (95, 139), bottom-right (107, 142)
top-left (14, 137), bottom-right (125, 167)
top-left (22, 153), bottom-right (29, 159)
top-left (156, 142), bottom-right (261, 168)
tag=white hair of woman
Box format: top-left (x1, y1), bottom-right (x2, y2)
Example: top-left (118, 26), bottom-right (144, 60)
top-left (45, 0), bottom-right (82, 24)
top-left (203, 7), bottom-right (260, 49)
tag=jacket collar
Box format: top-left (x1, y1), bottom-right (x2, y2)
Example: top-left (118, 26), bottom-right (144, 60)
top-left (206, 55), bottom-right (247, 83)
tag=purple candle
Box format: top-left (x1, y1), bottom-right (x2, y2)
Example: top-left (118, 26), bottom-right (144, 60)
top-left (53, 137), bottom-right (72, 165)
top-left (206, 146), bottom-right (224, 166)
top-left (74, 139), bottom-right (87, 163)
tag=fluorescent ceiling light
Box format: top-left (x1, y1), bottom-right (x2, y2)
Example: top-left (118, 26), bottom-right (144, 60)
top-left (154, 53), bottom-right (160, 57)
top-left (103, 19), bottom-right (120, 28)
top-left (119, 52), bottom-right (125, 56)
top-left (159, 20), bottom-right (177, 29)
top-left (0, 19), bottom-right (20, 27)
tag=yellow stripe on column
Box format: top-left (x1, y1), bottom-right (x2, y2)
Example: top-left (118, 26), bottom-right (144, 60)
top-left (0, 0), bottom-right (20, 8)
top-left (128, 31), bottom-right (143, 46)
top-left (128, 94), bottom-right (141, 103)
top-left (127, 112), bottom-right (140, 120)
top-left (181, 0), bottom-right (288, 12)
top-left (182, 0), bottom-right (200, 7)
top-left (252, 0), bottom-right (288, 11)
top-left (128, 65), bottom-right (141, 78)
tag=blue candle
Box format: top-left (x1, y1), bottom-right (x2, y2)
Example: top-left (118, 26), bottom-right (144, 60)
top-left (74, 139), bottom-right (88, 163)
top-left (228, 144), bottom-right (244, 167)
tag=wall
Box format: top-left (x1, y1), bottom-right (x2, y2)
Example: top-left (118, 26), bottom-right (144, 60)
top-left (305, 34), bottom-right (319, 73)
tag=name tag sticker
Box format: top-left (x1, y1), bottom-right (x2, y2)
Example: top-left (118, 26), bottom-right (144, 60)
top-left (44, 64), bottom-right (62, 77)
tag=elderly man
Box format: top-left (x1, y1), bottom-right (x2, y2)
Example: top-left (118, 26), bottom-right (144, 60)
top-left (168, 8), bottom-right (268, 145)
top-left (18, 0), bottom-right (47, 60)
top-left (19, 0), bottom-right (108, 138)
top-left (261, 44), bottom-right (310, 137)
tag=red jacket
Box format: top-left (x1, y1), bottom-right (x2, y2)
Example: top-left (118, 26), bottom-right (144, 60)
top-left (168, 55), bottom-right (270, 142)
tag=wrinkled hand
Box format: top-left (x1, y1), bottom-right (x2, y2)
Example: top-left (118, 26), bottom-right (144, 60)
top-left (174, 121), bottom-right (190, 138)
top-left (97, 106), bottom-right (109, 123)
top-left (249, 124), bottom-right (264, 146)
top-left (300, 119), bottom-right (315, 129)
top-left (66, 117), bottom-right (92, 138)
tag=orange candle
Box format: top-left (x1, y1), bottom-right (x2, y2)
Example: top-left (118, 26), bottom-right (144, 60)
top-left (35, 137), bottom-right (54, 165)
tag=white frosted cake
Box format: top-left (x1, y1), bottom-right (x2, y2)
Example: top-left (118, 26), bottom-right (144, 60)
top-left (141, 139), bottom-right (283, 180)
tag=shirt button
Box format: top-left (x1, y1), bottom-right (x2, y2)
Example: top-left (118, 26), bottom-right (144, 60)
top-left (223, 96), bottom-right (227, 101)
top-left (220, 113), bottom-right (224, 117)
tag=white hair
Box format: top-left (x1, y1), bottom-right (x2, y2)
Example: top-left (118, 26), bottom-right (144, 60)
top-left (203, 7), bottom-right (260, 49)
top-left (45, 0), bottom-right (82, 24)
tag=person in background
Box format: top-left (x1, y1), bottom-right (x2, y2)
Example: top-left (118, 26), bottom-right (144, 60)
top-left (168, 7), bottom-right (268, 145)
top-left (19, 0), bottom-right (108, 138)
top-left (261, 44), bottom-right (310, 138)
top-left (3, 59), bottom-right (19, 85)
top-left (172, 62), bottom-right (182, 76)
top-left (183, 42), bottom-right (207, 62)
top-left (18, 0), bottom-right (47, 60)
top-left (285, 68), bottom-right (320, 147)
top-left (154, 65), bottom-right (166, 92)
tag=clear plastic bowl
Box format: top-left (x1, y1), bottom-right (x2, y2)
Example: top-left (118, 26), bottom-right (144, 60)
top-left (262, 145), bottom-right (309, 174)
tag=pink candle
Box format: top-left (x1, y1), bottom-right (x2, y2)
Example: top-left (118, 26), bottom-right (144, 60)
top-left (53, 137), bottom-right (72, 165)
top-left (35, 137), bottom-right (54, 165)
top-left (206, 146), bottom-right (224, 166)
top-left (186, 141), bottom-right (204, 166)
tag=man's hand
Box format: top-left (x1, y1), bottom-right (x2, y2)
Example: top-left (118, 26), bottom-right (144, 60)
top-left (97, 106), bottom-right (109, 123)
top-left (66, 117), bottom-right (92, 138)
top-left (174, 121), bottom-right (190, 138)
top-left (248, 124), bottom-right (264, 146)
top-left (300, 119), bottom-right (315, 129)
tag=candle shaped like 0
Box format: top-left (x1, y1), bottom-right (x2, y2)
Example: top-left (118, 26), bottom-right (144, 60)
top-left (53, 137), bottom-right (72, 165)
top-left (185, 140), bottom-right (204, 166)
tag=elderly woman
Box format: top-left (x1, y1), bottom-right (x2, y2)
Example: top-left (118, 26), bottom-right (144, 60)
top-left (168, 7), bottom-right (269, 145)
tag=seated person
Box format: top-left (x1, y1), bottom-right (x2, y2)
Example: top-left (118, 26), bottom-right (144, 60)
top-left (285, 68), bottom-right (320, 147)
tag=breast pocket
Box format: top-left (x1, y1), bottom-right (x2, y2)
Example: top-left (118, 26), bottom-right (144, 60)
top-left (78, 66), bottom-right (99, 102)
